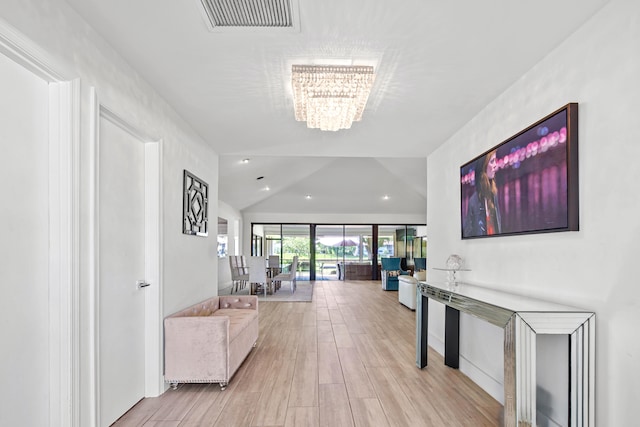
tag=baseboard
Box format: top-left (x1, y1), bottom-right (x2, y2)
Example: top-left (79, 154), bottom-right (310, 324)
top-left (428, 331), bottom-right (503, 405)
top-left (427, 331), bottom-right (444, 355)
top-left (459, 356), bottom-right (504, 405)
top-left (537, 410), bottom-right (563, 427)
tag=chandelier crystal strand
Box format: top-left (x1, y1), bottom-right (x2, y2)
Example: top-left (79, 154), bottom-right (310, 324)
top-left (291, 65), bottom-right (375, 131)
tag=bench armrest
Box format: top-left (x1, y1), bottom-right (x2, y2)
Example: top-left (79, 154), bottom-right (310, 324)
top-left (164, 316), bottom-right (230, 381)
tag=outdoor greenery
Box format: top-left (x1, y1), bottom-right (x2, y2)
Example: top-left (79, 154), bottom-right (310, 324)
top-left (282, 236), bottom-right (309, 257)
top-left (278, 236), bottom-right (374, 272)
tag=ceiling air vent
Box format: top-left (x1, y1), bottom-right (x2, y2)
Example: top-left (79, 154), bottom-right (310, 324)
top-left (199, 0), bottom-right (299, 30)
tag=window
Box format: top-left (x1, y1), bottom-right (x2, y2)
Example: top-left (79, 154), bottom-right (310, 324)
top-left (252, 222), bottom-right (426, 281)
top-left (217, 217), bottom-right (228, 257)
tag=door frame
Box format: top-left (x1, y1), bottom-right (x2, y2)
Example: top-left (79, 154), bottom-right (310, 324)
top-left (0, 19), bottom-right (81, 427)
top-left (89, 88), bottom-right (163, 426)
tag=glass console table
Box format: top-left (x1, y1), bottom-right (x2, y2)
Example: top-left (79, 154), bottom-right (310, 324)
top-left (416, 281), bottom-right (595, 427)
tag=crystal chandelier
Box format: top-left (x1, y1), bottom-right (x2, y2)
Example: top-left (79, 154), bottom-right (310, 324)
top-left (291, 65), bottom-right (375, 131)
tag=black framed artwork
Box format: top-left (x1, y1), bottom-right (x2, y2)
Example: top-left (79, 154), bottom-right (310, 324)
top-left (461, 103), bottom-right (579, 239)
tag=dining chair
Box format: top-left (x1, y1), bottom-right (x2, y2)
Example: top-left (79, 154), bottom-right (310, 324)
top-left (272, 256), bottom-right (298, 293)
top-left (229, 255), bottom-right (249, 293)
top-left (248, 256), bottom-right (271, 297)
top-left (267, 255), bottom-right (280, 284)
top-left (268, 254), bottom-right (280, 269)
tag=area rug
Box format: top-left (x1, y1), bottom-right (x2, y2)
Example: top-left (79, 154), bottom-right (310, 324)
top-left (219, 281), bottom-right (314, 302)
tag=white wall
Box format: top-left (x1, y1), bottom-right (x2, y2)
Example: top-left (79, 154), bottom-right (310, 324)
top-left (218, 200), bottom-right (243, 291)
top-left (426, 1), bottom-right (640, 425)
top-left (161, 144), bottom-right (218, 313)
top-left (0, 49), bottom-right (49, 427)
top-left (0, 1), bottom-right (219, 425)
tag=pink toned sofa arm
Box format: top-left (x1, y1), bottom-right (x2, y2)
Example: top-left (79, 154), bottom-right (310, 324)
top-left (164, 316), bottom-right (231, 383)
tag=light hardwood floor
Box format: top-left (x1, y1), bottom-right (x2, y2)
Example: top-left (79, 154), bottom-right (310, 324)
top-left (113, 280), bottom-right (502, 427)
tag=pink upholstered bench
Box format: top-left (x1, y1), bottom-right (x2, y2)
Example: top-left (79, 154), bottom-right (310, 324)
top-left (164, 295), bottom-right (258, 390)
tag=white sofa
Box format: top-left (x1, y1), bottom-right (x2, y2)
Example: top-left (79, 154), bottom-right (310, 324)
top-left (398, 270), bottom-right (426, 310)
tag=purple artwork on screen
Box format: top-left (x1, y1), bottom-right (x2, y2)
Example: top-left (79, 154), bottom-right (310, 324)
top-left (461, 105), bottom-right (578, 239)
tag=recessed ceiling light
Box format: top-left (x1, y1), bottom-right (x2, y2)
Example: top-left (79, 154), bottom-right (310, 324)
top-left (265, 186), bottom-right (270, 191)
top-left (383, 195), bottom-right (390, 200)
top-left (242, 158), bottom-right (250, 164)
top-left (305, 194), bottom-right (312, 199)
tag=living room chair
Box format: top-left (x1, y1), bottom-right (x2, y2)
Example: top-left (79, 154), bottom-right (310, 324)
top-left (398, 270), bottom-right (426, 310)
top-left (380, 257), bottom-right (409, 291)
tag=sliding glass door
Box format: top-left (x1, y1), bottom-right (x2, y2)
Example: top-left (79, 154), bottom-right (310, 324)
top-left (343, 225), bottom-right (373, 280)
top-left (377, 225), bottom-right (398, 258)
top-left (252, 222), bottom-right (425, 281)
top-left (315, 225), bottom-right (344, 280)
top-left (282, 224), bottom-right (310, 280)
top-left (314, 225), bottom-right (373, 280)
top-left (263, 224), bottom-right (281, 258)
top-left (259, 224), bottom-right (311, 280)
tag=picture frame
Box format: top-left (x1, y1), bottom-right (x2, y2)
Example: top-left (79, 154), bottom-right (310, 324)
top-left (460, 103), bottom-right (579, 239)
top-left (183, 169), bottom-right (209, 237)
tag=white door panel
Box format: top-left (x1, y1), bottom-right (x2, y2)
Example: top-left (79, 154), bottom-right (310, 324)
top-left (99, 117), bottom-right (146, 426)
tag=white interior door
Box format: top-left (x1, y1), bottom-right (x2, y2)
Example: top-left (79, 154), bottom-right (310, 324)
top-left (99, 116), bottom-right (146, 426)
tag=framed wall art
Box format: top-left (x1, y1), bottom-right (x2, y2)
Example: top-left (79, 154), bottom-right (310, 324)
top-left (183, 169), bottom-right (209, 237)
top-left (460, 103), bottom-right (579, 239)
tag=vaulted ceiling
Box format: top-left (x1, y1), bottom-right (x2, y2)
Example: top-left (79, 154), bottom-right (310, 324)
top-left (64, 0), bottom-right (608, 214)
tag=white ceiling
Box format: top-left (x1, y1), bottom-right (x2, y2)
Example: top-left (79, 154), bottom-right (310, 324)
top-left (64, 0), bottom-right (608, 214)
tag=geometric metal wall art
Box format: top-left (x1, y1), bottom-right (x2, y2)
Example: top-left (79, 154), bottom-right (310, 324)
top-left (182, 169), bottom-right (209, 237)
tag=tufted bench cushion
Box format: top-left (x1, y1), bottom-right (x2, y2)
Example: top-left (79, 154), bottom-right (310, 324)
top-left (164, 295), bottom-right (259, 390)
top-left (215, 309), bottom-right (256, 339)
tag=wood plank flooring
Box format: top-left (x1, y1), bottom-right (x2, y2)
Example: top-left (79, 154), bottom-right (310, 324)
top-left (113, 280), bottom-right (502, 427)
